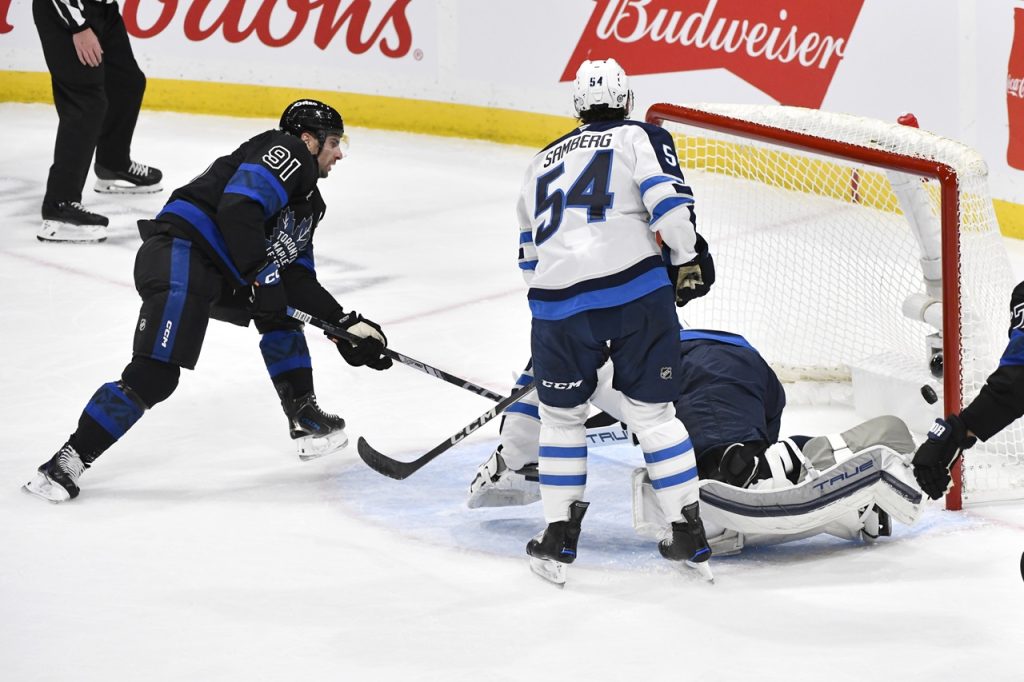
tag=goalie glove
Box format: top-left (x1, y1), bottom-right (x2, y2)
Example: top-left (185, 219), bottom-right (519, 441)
top-left (667, 233), bottom-right (715, 307)
top-left (912, 414), bottom-right (976, 500)
top-left (327, 311), bottom-right (393, 371)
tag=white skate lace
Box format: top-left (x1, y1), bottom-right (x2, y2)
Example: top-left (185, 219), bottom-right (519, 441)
top-left (128, 161), bottom-right (151, 177)
top-left (68, 202), bottom-right (104, 218)
top-left (310, 395), bottom-right (342, 422)
top-left (57, 446), bottom-right (86, 482)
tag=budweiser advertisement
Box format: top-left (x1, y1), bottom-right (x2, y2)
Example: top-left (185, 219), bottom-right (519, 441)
top-left (1008, 6), bottom-right (1024, 170)
top-left (563, 0), bottom-right (864, 109)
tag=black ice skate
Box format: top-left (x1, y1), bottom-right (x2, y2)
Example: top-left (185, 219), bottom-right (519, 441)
top-left (38, 201), bottom-right (109, 243)
top-left (23, 443), bottom-right (88, 503)
top-left (658, 502), bottom-right (714, 582)
top-left (280, 388), bottom-right (348, 460)
top-left (526, 500), bottom-right (589, 586)
top-left (94, 161), bottom-right (163, 194)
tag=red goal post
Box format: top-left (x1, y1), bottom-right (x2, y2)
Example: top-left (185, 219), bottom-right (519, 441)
top-left (646, 103), bottom-right (1020, 510)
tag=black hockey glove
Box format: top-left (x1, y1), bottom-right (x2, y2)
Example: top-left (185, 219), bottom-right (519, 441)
top-left (912, 414), bottom-right (976, 500)
top-left (328, 311), bottom-right (393, 371)
top-left (248, 263), bottom-right (287, 316)
top-left (668, 234), bottom-right (715, 307)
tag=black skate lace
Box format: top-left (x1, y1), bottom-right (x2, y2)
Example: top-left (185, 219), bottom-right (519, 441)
top-left (68, 201), bottom-right (103, 217)
top-left (129, 161), bottom-right (150, 176)
top-left (57, 446), bottom-right (86, 481)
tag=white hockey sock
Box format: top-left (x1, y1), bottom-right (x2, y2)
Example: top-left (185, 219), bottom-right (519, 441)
top-left (636, 419), bottom-right (698, 524)
top-left (538, 404), bottom-right (589, 523)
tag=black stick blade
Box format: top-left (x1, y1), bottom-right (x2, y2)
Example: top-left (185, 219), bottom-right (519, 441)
top-left (356, 437), bottom-right (419, 480)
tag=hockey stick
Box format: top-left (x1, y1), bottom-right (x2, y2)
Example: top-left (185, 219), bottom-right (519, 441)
top-left (286, 307), bottom-right (504, 401)
top-left (357, 382), bottom-right (537, 480)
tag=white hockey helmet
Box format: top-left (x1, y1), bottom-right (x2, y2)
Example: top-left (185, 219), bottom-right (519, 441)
top-left (572, 58), bottom-right (633, 117)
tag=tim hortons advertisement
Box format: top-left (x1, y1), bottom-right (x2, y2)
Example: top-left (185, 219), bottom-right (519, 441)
top-left (118, 0), bottom-right (412, 56)
top-left (564, 0), bottom-right (865, 109)
top-left (0, 0), bottom-right (414, 58)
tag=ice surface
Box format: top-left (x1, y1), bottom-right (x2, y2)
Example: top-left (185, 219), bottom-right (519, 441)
top-left (1, 104), bottom-right (1022, 681)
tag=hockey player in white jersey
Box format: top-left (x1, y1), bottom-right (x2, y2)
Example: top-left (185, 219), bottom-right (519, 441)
top-left (469, 340), bottom-right (926, 557)
top-left (517, 59), bottom-right (716, 583)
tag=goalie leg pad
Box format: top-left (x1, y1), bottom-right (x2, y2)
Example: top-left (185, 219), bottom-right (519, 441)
top-left (621, 398), bottom-right (699, 523)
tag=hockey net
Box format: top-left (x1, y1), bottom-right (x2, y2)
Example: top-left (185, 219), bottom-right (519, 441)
top-left (647, 103), bottom-right (1024, 509)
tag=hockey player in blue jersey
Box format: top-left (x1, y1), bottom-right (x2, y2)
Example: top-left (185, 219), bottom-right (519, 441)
top-left (516, 59), bottom-right (716, 582)
top-left (24, 99), bottom-right (392, 503)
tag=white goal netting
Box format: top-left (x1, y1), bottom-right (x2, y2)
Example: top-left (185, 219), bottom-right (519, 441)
top-left (650, 103), bottom-right (1024, 506)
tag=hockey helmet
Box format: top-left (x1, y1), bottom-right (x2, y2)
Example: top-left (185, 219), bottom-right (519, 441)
top-left (572, 58), bottom-right (633, 117)
top-left (280, 99), bottom-right (345, 147)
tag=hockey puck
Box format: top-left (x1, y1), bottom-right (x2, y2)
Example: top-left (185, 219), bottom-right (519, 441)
top-left (921, 384), bottom-right (939, 405)
top-left (1020, 551), bottom-right (1023, 583)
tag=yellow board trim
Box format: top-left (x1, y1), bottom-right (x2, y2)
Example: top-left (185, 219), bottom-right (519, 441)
top-left (0, 69), bottom-right (575, 149)
top-left (4, 69), bottom-right (1024, 236)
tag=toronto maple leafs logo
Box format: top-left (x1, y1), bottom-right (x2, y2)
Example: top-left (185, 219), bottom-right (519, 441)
top-left (274, 207), bottom-right (314, 253)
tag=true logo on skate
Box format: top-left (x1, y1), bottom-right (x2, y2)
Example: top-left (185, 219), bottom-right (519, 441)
top-left (563, 0), bottom-right (863, 108)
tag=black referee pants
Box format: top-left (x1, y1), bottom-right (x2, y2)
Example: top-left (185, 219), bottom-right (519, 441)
top-left (33, 0), bottom-right (146, 205)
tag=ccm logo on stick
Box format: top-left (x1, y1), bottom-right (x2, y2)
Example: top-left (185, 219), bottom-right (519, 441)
top-left (541, 379), bottom-right (583, 390)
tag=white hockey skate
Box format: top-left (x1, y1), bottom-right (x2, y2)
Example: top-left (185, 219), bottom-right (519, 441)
top-left (467, 446), bottom-right (540, 508)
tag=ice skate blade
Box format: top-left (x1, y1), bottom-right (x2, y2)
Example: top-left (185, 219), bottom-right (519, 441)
top-left (684, 559), bottom-right (715, 584)
top-left (37, 221), bottom-right (107, 243)
top-left (22, 473), bottom-right (70, 503)
top-left (94, 180), bottom-right (163, 194)
top-left (529, 557), bottom-right (567, 587)
top-left (295, 430), bottom-right (349, 461)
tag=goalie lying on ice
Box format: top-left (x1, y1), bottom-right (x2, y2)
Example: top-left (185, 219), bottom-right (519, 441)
top-left (634, 416), bottom-right (924, 554)
top-left (468, 330), bottom-right (925, 553)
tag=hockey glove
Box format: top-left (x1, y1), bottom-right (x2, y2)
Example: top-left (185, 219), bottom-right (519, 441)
top-left (668, 234), bottom-right (715, 307)
top-left (912, 414), bottom-right (976, 500)
top-left (328, 311), bottom-right (393, 371)
top-left (248, 263), bottom-right (288, 316)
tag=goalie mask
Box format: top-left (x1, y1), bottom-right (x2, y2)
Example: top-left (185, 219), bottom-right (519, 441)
top-left (280, 99), bottom-right (345, 151)
top-left (572, 58), bottom-right (634, 117)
